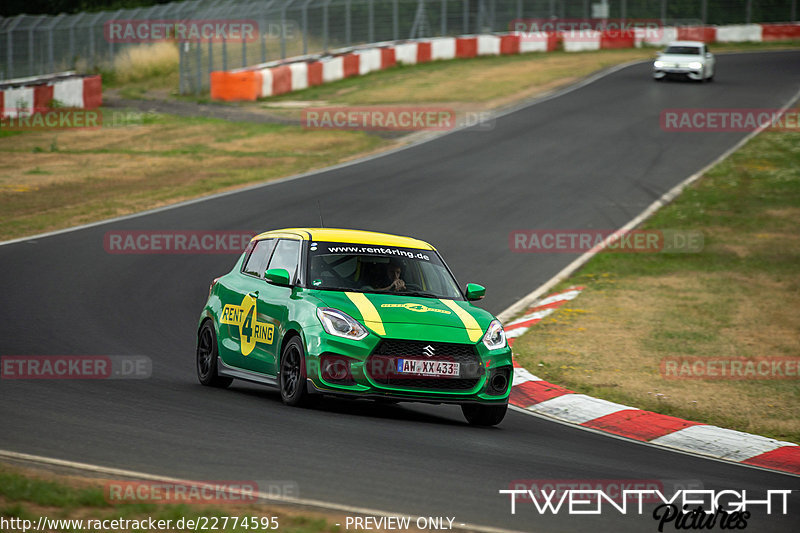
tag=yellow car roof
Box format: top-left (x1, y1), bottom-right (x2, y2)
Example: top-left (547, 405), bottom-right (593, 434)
top-left (252, 228), bottom-right (436, 250)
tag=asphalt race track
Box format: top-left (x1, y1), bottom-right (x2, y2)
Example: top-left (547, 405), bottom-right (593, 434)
top-left (2, 52), bottom-right (799, 532)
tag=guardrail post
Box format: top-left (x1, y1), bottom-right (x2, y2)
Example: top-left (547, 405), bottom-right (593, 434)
top-left (369, 0), bottom-right (375, 42)
top-left (88, 12), bottom-right (104, 70)
top-left (179, 41), bottom-right (185, 94)
top-left (29, 17), bottom-right (46, 78)
top-left (197, 40), bottom-right (203, 91)
top-left (441, 0), bottom-right (446, 36)
top-left (108, 9), bottom-right (125, 65)
top-left (302, 0), bottom-right (313, 55)
top-left (462, 0), bottom-right (468, 35)
top-left (6, 17), bottom-right (23, 79)
top-left (394, 0), bottom-right (399, 40)
top-left (660, 0), bottom-right (667, 25)
top-left (701, 0), bottom-right (708, 25)
top-left (793, 0), bottom-right (798, 21)
top-left (323, 0), bottom-right (330, 52)
top-left (745, 0), bottom-right (753, 24)
top-left (346, 0), bottom-right (352, 47)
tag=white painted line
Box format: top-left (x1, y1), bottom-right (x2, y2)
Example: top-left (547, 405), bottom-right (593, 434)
top-left (527, 394), bottom-right (635, 424)
top-left (506, 308), bottom-right (554, 330)
top-left (650, 425), bottom-right (798, 462)
top-left (0, 449), bottom-right (524, 533)
top-left (534, 289), bottom-right (582, 308)
top-left (512, 366), bottom-right (541, 386)
top-left (498, 85), bottom-right (800, 323)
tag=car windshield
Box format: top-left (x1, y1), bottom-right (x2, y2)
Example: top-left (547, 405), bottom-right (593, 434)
top-left (307, 241), bottom-right (463, 299)
top-left (664, 46), bottom-right (701, 55)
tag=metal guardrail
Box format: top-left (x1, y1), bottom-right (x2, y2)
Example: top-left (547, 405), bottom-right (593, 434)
top-left (0, 0), bottom-right (797, 93)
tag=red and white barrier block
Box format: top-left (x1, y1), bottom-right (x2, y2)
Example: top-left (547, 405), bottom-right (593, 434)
top-left (505, 288), bottom-right (800, 476)
top-left (0, 74), bottom-right (102, 118)
top-left (211, 22), bottom-right (800, 102)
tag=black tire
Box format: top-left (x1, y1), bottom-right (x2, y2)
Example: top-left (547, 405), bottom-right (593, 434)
top-left (461, 403), bottom-right (508, 426)
top-left (279, 336), bottom-right (315, 407)
top-left (197, 321), bottom-right (233, 388)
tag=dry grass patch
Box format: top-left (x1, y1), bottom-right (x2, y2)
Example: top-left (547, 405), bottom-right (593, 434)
top-left (0, 114), bottom-right (385, 240)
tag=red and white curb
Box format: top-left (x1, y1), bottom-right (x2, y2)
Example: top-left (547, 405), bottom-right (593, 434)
top-left (503, 287), bottom-right (800, 476)
top-left (210, 21), bottom-right (800, 102)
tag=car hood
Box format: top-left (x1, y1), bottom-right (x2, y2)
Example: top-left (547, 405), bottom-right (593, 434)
top-left (310, 290), bottom-right (495, 342)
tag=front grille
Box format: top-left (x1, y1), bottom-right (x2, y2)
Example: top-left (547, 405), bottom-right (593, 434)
top-left (367, 340), bottom-right (483, 391)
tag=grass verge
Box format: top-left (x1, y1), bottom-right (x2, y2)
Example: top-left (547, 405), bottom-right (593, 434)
top-left (0, 462), bottom-right (354, 532)
top-left (2, 42), bottom-right (798, 242)
top-left (0, 111), bottom-right (384, 241)
top-left (511, 108), bottom-right (800, 444)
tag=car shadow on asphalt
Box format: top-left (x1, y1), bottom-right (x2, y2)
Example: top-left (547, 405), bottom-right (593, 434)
top-left (224, 382), bottom-right (471, 427)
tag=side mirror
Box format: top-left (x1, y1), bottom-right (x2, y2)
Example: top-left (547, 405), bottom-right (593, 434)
top-left (465, 283), bottom-right (486, 301)
top-left (265, 268), bottom-right (291, 287)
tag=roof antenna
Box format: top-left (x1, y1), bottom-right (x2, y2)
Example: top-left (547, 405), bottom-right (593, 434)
top-left (317, 200), bottom-right (325, 228)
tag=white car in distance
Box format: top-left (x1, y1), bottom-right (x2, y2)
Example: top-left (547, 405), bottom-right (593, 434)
top-left (653, 41), bottom-right (715, 82)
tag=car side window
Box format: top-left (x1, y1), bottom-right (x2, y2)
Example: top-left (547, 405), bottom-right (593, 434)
top-left (242, 239), bottom-right (275, 277)
top-left (267, 239), bottom-right (301, 281)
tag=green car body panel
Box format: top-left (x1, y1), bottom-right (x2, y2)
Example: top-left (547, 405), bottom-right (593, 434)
top-left (197, 228), bottom-right (513, 407)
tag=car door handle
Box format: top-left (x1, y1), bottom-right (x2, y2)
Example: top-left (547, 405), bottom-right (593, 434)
top-left (249, 291), bottom-right (259, 298)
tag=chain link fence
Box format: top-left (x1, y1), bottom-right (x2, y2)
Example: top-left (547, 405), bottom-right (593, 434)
top-left (1, 0), bottom-right (797, 91)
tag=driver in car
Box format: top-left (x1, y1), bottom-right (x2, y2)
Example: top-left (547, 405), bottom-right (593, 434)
top-left (374, 260), bottom-right (406, 292)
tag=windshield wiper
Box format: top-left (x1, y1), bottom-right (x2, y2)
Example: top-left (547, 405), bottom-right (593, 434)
top-left (398, 290), bottom-right (439, 298)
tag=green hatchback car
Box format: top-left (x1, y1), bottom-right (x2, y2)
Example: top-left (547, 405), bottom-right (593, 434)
top-left (197, 228), bottom-right (512, 425)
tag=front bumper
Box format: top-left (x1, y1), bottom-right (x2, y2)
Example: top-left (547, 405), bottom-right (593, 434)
top-left (653, 67), bottom-right (703, 80)
top-left (303, 326), bottom-right (513, 404)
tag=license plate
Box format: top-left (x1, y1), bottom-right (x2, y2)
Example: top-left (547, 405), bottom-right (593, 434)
top-left (397, 359), bottom-right (460, 377)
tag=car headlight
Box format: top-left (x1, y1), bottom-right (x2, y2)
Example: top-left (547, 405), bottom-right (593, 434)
top-left (316, 308), bottom-right (369, 340)
top-left (688, 61), bottom-right (702, 69)
top-left (483, 319), bottom-right (507, 350)
top-left (653, 60), bottom-right (665, 68)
